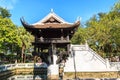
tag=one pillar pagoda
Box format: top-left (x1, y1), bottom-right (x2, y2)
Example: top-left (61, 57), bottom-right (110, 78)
top-left (21, 10), bottom-right (80, 79)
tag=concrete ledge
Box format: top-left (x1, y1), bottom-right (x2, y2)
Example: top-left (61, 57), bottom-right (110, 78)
top-left (47, 75), bottom-right (59, 80)
top-left (15, 68), bottom-right (47, 74)
top-left (64, 72), bottom-right (120, 79)
top-left (0, 70), bottom-right (15, 79)
top-left (0, 68), bottom-right (47, 79)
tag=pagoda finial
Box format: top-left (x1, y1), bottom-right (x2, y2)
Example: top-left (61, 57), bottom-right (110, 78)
top-left (76, 16), bottom-right (81, 21)
top-left (51, 8), bottom-right (54, 13)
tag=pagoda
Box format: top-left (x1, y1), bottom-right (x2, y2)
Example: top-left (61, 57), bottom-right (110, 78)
top-left (20, 10), bottom-right (80, 65)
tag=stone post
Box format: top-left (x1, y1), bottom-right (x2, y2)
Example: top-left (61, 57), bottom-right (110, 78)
top-left (85, 40), bottom-right (89, 50)
top-left (106, 58), bottom-right (110, 69)
top-left (47, 44), bottom-right (59, 80)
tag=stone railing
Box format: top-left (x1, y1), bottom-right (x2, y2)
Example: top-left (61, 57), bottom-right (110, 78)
top-left (0, 63), bottom-right (47, 72)
top-left (71, 45), bottom-right (86, 51)
top-left (71, 44), bottom-right (106, 65)
top-left (71, 44), bottom-right (108, 67)
top-left (38, 38), bottom-right (69, 43)
top-left (70, 44), bottom-right (120, 71)
top-left (0, 64), bottom-right (16, 72)
top-left (7, 75), bottom-right (46, 80)
top-left (88, 48), bottom-right (106, 65)
top-left (110, 62), bottom-right (120, 70)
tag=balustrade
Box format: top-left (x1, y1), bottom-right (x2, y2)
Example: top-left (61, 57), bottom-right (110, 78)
top-left (37, 38), bottom-right (69, 43)
top-left (0, 63), bottom-right (47, 72)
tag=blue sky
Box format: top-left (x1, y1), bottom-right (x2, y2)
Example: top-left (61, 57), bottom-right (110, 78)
top-left (0, 0), bottom-right (118, 26)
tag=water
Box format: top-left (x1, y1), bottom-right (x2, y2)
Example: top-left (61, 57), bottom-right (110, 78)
top-left (66, 78), bottom-right (120, 80)
top-left (7, 76), bottom-right (120, 80)
top-left (5, 75), bottom-right (120, 80)
top-left (7, 74), bottom-right (47, 80)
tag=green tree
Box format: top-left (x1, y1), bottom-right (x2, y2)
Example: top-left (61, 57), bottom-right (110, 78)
top-left (0, 7), bottom-right (34, 63)
top-left (71, 26), bottom-right (88, 44)
top-left (85, 0), bottom-right (120, 58)
top-left (0, 17), bottom-right (17, 54)
top-left (86, 14), bottom-right (112, 57)
top-left (71, 0), bottom-right (120, 59)
top-left (0, 7), bottom-right (19, 63)
top-left (0, 7), bottom-right (11, 18)
top-left (17, 27), bottom-right (34, 63)
top-left (110, 0), bottom-right (120, 54)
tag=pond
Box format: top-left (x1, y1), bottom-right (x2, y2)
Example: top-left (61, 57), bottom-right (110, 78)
top-left (65, 78), bottom-right (120, 80)
top-left (6, 75), bottom-right (120, 80)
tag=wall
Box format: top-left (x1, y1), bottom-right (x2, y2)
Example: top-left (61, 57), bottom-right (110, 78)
top-left (64, 44), bottom-right (119, 72)
top-left (64, 72), bottom-right (120, 79)
top-left (0, 63), bottom-right (47, 79)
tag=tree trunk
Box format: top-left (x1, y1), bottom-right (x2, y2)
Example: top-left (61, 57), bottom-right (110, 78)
top-left (21, 43), bottom-right (26, 63)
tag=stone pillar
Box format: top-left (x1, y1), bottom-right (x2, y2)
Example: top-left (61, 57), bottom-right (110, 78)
top-left (52, 44), bottom-right (57, 65)
top-left (67, 44), bottom-right (70, 54)
top-left (67, 35), bottom-right (69, 41)
top-left (61, 29), bottom-right (64, 40)
top-left (34, 45), bottom-right (37, 52)
top-left (38, 46), bottom-right (40, 53)
top-left (47, 44), bottom-right (59, 80)
top-left (48, 47), bottom-right (52, 64)
top-left (106, 58), bottom-right (110, 69)
top-left (85, 40), bottom-right (89, 50)
top-left (40, 36), bottom-right (43, 41)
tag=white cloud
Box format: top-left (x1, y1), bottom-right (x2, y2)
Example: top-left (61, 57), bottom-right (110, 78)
top-left (11, 0), bottom-right (17, 4)
top-left (0, 0), bottom-right (18, 10)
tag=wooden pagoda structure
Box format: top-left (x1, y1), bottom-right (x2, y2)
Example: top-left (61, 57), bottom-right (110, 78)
top-left (21, 10), bottom-right (80, 65)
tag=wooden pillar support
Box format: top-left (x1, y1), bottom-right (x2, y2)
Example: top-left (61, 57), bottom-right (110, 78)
top-left (52, 44), bottom-right (57, 65)
top-left (38, 47), bottom-right (40, 53)
top-left (67, 35), bottom-right (69, 41)
top-left (67, 44), bottom-right (70, 54)
top-left (40, 36), bottom-right (43, 41)
top-left (48, 43), bottom-right (59, 80)
top-left (61, 29), bottom-right (64, 40)
top-left (34, 45), bottom-right (37, 53)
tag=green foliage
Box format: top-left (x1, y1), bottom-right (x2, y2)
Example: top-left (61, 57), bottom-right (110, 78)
top-left (0, 7), bottom-right (34, 63)
top-left (111, 0), bottom-right (120, 12)
top-left (0, 7), bottom-right (11, 18)
top-left (0, 7), bottom-right (16, 54)
top-left (86, 10), bottom-right (120, 57)
top-left (17, 27), bottom-right (34, 48)
top-left (16, 27), bottom-right (34, 62)
top-left (72, 0), bottom-right (120, 58)
top-left (71, 26), bottom-right (88, 44)
top-left (0, 17), bottom-right (17, 53)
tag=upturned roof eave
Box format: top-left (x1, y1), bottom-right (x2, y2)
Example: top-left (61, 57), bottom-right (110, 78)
top-left (21, 17), bottom-right (80, 30)
top-left (33, 21), bottom-right (80, 29)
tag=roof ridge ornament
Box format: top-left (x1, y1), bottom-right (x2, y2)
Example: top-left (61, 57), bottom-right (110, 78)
top-left (76, 16), bottom-right (81, 21)
top-left (50, 8), bottom-right (54, 13)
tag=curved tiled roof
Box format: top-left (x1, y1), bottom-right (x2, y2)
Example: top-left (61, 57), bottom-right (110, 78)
top-left (33, 22), bottom-right (80, 29)
top-left (21, 18), bottom-right (80, 30)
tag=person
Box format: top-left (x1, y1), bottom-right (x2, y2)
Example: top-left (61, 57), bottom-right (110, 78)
top-left (37, 57), bottom-right (42, 63)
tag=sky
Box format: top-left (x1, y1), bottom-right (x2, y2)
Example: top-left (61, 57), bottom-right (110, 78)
top-left (0, 0), bottom-right (118, 26)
